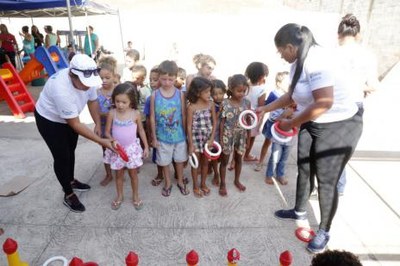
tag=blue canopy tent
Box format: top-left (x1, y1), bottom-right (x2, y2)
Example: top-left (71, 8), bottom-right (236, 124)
top-left (0, 0), bottom-right (124, 54)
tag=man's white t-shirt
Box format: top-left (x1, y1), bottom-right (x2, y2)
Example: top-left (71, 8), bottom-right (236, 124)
top-left (35, 68), bottom-right (98, 124)
top-left (290, 46), bottom-right (357, 123)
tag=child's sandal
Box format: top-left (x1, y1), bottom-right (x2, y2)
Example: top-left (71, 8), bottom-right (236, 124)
top-left (133, 200), bottom-right (143, 210)
top-left (111, 200), bottom-right (123, 210)
top-left (177, 183), bottom-right (190, 196)
top-left (162, 185), bottom-right (172, 197)
top-left (151, 176), bottom-right (164, 186)
top-left (193, 188), bottom-right (203, 198)
top-left (201, 186), bottom-right (210, 196)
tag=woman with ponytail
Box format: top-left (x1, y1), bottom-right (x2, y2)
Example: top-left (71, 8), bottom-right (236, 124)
top-left (257, 23), bottom-right (363, 253)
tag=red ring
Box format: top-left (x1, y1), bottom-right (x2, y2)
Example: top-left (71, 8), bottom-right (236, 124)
top-left (274, 121), bottom-right (298, 137)
top-left (203, 143), bottom-right (220, 161)
top-left (295, 227), bottom-right (316, 243)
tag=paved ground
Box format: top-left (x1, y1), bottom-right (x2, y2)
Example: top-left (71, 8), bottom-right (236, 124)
top-left (0, 83), bottom-right (400, 265)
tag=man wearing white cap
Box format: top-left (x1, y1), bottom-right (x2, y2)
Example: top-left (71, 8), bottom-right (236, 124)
top-left (35, 54), bottom-right (114, 213)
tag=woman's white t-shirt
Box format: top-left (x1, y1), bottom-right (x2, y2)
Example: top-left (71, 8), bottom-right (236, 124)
top-left (290, 46), bottom-right (358, 123)
top-left (35, 68), bottom-right (98, 124)
top-left (335, 42), bottom-right (379, 104)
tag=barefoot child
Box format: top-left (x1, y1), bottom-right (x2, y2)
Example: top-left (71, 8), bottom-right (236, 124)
top-left (210, 79), bottom-right (226, 187)
top-left (187, 77), bottom-right (217, 197)
top-left (104, 83), bottom-right (149, 210)
top-left (219, 74), bottom-right (251, 196)
top-left (243, 62), bottom-right (269, 162)
top-left (97, 56), bottom-right (117, 186)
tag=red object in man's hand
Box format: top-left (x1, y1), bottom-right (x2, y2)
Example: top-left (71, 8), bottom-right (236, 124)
top-left (115, 144), bottom-right (129, 162)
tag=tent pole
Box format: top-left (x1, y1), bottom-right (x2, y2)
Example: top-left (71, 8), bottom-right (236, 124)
top-left (117, 9), bottom-right (125, 59)
top-left (66, 0), bottom-right (75, 52)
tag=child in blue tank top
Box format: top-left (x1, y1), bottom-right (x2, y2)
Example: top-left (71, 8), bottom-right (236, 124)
top-left (150, 60), bottom-right (189, 197)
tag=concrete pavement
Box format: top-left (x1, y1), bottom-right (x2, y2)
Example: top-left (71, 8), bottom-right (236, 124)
top-left (0, 86), bottom-right (400, 265)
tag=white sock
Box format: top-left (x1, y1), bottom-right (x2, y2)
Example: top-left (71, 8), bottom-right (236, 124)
top-left (295, 210), bottom-right (306, 216)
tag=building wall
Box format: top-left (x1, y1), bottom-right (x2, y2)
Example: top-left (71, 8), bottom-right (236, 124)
top-left (284, 0), bottom-right (400, 78)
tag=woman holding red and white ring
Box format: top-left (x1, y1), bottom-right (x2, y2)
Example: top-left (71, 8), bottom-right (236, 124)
top-left (257, 23), bottom-right (362, 253)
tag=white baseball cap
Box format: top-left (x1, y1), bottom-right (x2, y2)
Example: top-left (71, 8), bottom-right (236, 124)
top-left (70, 54), bottom-right (102, 87)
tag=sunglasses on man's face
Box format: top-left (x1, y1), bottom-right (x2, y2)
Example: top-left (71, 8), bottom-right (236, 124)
top-left (72, 68), bottom-right (100, 78)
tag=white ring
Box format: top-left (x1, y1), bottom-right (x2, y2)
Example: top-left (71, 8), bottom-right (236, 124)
top-left (42, 256), bottom-right (68, 266)
top-left (271, 123), bottom-right (292, 143)
top-left (238, 110), bottom-right (258, 130)
top-left (188, 153), bottom-right (199, 169)
top-left (204, 141), bottom-right (222, 157)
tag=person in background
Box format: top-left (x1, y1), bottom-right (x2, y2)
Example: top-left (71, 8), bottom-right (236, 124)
top-left (257, 23), bottom-right (362, 253)
top-left (34, 54), bottom-right (114, 213)
top-left (97, 56), bottom-right (118, 186)
top-left (124, 41), bottom-right (134, 53)
top-left (121, 49), bottom-right (140, 83)
top-left (335, 13), bottom-right (380, 196)
top-left (186, 53), bottom-right (216, 92)
top-left (84, 25), bottom-right (99, 59)
top-left (31, 25), bottom-right (44, 49)
top-left (0, 24), bottom-right (17, 67)
top-left (19, 26), bottom-right (35, 62)
top-left (174, 67), bottom-right (187, 93)
top-left (131, 64), bottom-right (151, 149)
top-left (144, 66), bottom-right (167, 187)
top-left (210, 79), bottom-right (227, 187)
top-left (114, 73), bottom-right (121, 86)
top-left (0, 40), bottom-right (11, 65)
top-left (44, 25), bottom-right (60, 48)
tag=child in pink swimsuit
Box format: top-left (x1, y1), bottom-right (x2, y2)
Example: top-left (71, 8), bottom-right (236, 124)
top-left (104, 82), bottom-right (149, 210)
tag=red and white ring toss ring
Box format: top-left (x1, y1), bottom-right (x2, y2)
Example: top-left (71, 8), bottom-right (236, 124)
top-left (271, 121), bottom-right (298, 143)
top-left (238, 109), bottom-right (258, 130)
top-left (204, 141), bottom-right (222, 160)
top-left (188, 153), bottom-right (199, 169)
top-left (295, 227), bottom-right (316, 243)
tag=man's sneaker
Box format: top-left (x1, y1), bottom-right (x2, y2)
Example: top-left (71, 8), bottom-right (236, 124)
top-left (307, 229), bottom-right (330, 254)
top-left (274, 209), bottom-right (307, 221)
top-left (63, 194), bottom-right (85, 213)
top-left (71, 179), bottom-right (91, 192)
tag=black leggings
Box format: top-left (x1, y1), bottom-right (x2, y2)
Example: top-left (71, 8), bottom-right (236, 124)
top-left (35, 110), bottom-right (78, 195)
top-left (295, 111), bottom-right (363, 231)
top-left (5, 51), bottom-right (16, 68)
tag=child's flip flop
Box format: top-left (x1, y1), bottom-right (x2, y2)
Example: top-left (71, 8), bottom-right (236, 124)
top-left (162, 185), bottom-right (172, 197)
top-left (133, 200), bottom-right (143, 210)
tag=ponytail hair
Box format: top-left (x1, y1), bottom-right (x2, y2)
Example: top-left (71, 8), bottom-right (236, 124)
top-left (274, 23), bottom-right (318, 94)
